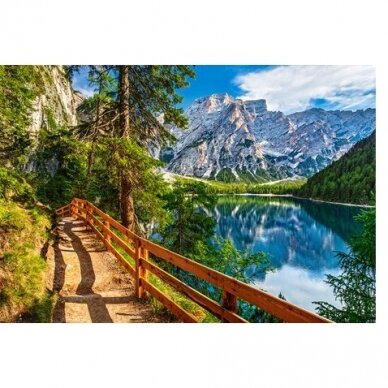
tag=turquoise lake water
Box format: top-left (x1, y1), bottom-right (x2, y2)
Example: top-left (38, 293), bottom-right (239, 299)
top-left (208, 195), bottom-right (363, 312)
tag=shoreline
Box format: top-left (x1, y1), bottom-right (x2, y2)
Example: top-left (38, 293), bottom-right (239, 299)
top-left (215, 193), bottom-right (374, 208)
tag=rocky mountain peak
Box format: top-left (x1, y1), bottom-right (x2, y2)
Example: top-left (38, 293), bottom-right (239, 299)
top-left (164, 94), bottom-right (376, 181)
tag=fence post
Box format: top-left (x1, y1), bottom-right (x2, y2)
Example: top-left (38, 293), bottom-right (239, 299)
top-left (135, 238), bottom-right (148, 299)
top-left (222, 290), bottom-right (237, 322)
top-left (89, 205), bottom-right (94, 229)
top-left (74, 200), bottom-right (79, 220)
top-left (77, 200), bottom-right (81, 219)
top-left (85, 202), bottom-right (90, 229)
top-left (80, 202), bottom-right (86, 218)
top-left (103, 219), bottom-right (111, 248)
top-left (71, 199), bottom-right (76, 218)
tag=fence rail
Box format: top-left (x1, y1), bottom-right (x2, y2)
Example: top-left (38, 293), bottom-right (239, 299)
top-left (55, 198), bottom-right (332, 323)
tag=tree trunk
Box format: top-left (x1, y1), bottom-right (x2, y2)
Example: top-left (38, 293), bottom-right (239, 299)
top-left (120, 170), bottom-right (135, 229)
top-left (118, 65), bottom-right (135, 230)
top-left (87, 146), bottom-right (95, 176)
top-left (119, 66), bottom-right (130, 138)
top-left (87, 79), bottom-right (102, 177)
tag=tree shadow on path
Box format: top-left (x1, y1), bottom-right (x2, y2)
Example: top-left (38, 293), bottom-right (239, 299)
top-left (53, 218), bottom-right (113, 322)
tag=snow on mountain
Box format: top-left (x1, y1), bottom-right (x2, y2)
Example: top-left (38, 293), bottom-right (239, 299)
top-left (164, 93), bottom-right (375, 181)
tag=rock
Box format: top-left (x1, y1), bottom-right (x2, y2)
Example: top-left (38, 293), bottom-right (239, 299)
top-left (24, 66), bottom-right (79, 175)
top-left (163, 94), bottom-right (376, 180)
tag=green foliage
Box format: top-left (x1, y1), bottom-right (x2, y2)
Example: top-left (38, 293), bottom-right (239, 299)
top-left (0, 167), bottom-right (34, 201)
top-left (215, 167), bottom-right (238, 182)
top-left (161, 181), bottom-right (217, 255)
top-left (212, 167), bottom-right (285, 183)
top-left (298, 132), bottom-right (376, 204)
top-left (314, 206), bottom-right (376, 322)
top-left (30, 125), bottom-right (88, 207)
top-left (93, 137), bottom-right (171, 233)
top-left (0, 200), bottom-right (54, 322)
top-left (193, 239), bottom-right (273, 282)
top-left (0, 65), bottom-right (42, 166)
top-left (131, 65), bottom-right (195, 132)
top-left (79, 65), bottom-right (195, 143)
top-left (174, 176), bottom-right (305, 195)
top-left (147, 272), bottom-right (218, 322)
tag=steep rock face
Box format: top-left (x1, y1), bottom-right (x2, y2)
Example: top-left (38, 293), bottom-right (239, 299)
top-left (284, 108), bottom-right (376, 176)
top-left (168, 94), bottom-right (285, 181)
top-left (166, 94), bottom-right (375, 180)
top-left (30, 66), bottom-right (78, 134)
top-left (25, 66), bottom-right (78, 174)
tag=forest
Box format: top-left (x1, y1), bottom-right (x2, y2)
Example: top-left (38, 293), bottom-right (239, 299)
top-left (297, 131), bottom-right (376, 205)
top-left (173, 176), bottom-right (305, 195)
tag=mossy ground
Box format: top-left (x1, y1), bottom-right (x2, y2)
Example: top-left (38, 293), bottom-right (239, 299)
top-left (0, 200), bottom-right (56, 322)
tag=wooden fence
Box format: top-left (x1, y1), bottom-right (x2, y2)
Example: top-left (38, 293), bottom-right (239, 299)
top-left (55, 198), bottom-right (332, 323)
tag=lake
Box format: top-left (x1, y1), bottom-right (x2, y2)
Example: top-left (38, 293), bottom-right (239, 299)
top-left (207, 195), bottom-right (363, 312)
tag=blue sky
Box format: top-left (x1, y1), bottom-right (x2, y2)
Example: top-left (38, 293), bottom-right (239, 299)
top-left (176, 65), bottom-right (275, 108)
top-left (72, 65), bottom-right (375, 114)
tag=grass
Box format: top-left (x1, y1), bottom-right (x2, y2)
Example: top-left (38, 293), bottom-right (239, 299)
top-left (0, 200), bottom-right (55, 322)
top-left (147, 273), bottom-right (219, 322)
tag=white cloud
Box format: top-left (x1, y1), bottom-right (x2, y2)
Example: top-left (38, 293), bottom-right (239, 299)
top-left (76, 87), bottom-right (95, 98)
top-left (254, 264), bottom-right (342, 311)
top-left (71, 71), bottom-right (95, 98)
top-left (234, 65), bottom-right (375, 114)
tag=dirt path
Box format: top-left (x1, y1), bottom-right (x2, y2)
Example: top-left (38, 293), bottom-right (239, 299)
top-left (47, 217), bottom-right (172, 323)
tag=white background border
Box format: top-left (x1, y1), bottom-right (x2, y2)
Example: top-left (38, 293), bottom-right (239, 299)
top-left (1, 1), bottom-right (387, 387)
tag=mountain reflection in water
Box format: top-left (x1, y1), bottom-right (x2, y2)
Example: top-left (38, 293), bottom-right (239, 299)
top-left (207, 195), bottom-right (362, 311)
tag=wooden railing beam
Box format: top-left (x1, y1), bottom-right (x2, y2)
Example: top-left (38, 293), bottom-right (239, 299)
top-left (56, 198), bottom-right (332, 324)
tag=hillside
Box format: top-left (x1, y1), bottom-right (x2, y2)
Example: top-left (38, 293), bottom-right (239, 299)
top-left (297, 131), bottom-right (376, 204)
top-left (1, 65), bottom-right (79, 321)
top-left (0, 198), bottom-right (53, 322)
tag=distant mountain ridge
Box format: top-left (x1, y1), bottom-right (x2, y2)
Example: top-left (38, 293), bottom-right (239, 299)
top-left (297, 131), bottom-right (376, 205)
top-left (162, 93), bottom-right (375, 181)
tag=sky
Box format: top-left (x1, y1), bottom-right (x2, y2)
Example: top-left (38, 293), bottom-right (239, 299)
top-left (72, 65), bottom-right (375, 114)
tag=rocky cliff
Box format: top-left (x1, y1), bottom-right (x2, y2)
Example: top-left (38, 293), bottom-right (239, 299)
top-left (165, 94), bottom-right (376, 181)
top-left (29, 66), bottom-right (78, 133)
top-left (24, 66), bottom-right (79, 173)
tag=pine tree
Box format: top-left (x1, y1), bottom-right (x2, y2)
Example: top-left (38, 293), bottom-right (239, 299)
top-left (78, 65), bottom-right (195, 230)
top-left (161, 181), bottom-right (217, 255)
top-left (314, 207), bottom-right (376, 322)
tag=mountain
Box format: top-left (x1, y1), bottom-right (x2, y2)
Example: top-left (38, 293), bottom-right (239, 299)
top-left (297, 131), bottom-right (375, 204)
top-left (164, 93), bottom-right (375, 181)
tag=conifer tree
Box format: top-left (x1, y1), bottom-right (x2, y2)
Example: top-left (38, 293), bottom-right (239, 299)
top-left (79, 65), bottom-right (195, 230)
top-left (314, 207), bottom-right (376, 322)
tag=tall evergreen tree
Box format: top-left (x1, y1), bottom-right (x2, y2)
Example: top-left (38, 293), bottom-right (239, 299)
top-left (118, 66), bottom-right (135, 229)
top-left (78, 65), bottom-right (195, 230)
